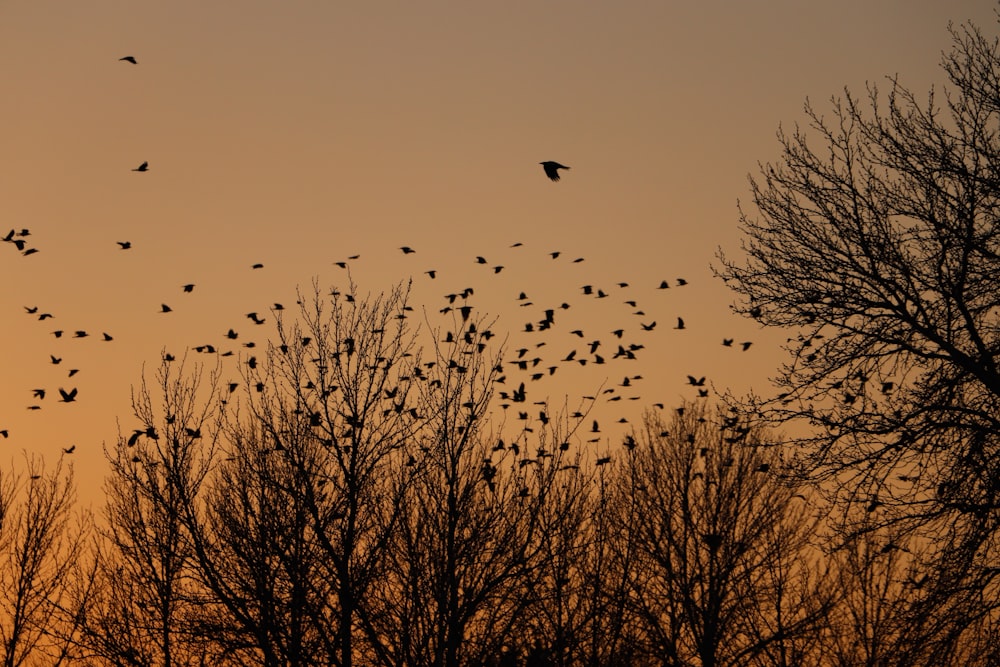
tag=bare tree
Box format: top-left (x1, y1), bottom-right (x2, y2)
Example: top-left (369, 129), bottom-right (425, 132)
top-left (716, 17), bottom-right (1000, 633)
top-left (369, 311), bottom-right (584, 667)
top-left (618, 404), bottom-right (830, 667)
top-left (0, 455), bottom-right (91, 667)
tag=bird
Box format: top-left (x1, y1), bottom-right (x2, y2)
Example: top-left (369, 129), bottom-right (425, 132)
top-left (63, 445), bottom-right (76, 454)
top-left (58, 388), bottom-right (78, 403)
top-left (132, 161), bottom-right (149, 172)
top-left (182, 284), bottom-right (195, 293)
top-left (540, 161), bottom-right (570, 181)
top-left (675, 317), bottom-right (686, 330)
top-left (741, 341), bottom-right (753, 351)
top-left (160, 304), bottom-right (172, 313)
top-left (687, 376), bottom-right (706, 387)
top-left (400, 246), bottom-right (416, 254)
top-left (103, 333), bottom-right (114, 341)
top-left (119, 56), bottom-right (137, 64)
top-left (722, 338), bottom-right (734, 347)
top-left (117, 241), bottom-right (132, 250)
top-left (251, 263), bottom-right (264, 269)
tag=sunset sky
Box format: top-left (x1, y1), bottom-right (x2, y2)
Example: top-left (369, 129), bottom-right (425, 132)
top-left (1, 1), bottom-right (995, 502)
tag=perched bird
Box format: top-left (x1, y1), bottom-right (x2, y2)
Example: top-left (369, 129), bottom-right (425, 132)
top-left (132, 161), bottom-right (149, 172)
top-left (119, 56), bottom-right (137, 64)
top-left (540, 161), bottom-right (570, 181)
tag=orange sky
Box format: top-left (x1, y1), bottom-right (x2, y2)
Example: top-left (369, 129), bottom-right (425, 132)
top-left (1, 1), bottom-right (995, 504)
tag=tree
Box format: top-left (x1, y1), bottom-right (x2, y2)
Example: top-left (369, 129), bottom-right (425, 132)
top-left (0, 455), bottom-right (91, 667)
top-left (618, 405), bottom-right (830, 667)
top-left (85, 355), bottom-right (227, 667)
top-left (716, 18), bottom-right (1000, 627)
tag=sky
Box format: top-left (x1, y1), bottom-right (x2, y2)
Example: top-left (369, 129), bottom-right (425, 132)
top-left (1, 1), bottom-right (996, 504)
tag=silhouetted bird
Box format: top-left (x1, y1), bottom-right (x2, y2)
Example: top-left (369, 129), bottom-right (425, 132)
top-left (540, 161), bottom-right (570, 181)
top-left (63, 445), bottom-right (76, 454)
top-left (160, 304), bottom-right (172, 313)
top-left (117, 241), bottom-right (131, 249)
top-left (58, 387), bottom-right (78, 402)
top-left (119, 56), bottom-right (137, 64)
top-left (132, 161), bottom-right (148, 172)
top-left (252, 263), bottom-right (264, 269)
top-left (182, 284), bottom-right (195, 292)
top-left (675, 317), bottom-right (686, 330)
top-left (400, 246), bottom-right (416, 254)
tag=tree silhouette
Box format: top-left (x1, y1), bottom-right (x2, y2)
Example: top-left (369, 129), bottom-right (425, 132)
top-left (617, 405), bottom-right (830, 667)
top-left (0, 455), bottom-right (91, 667)
top-left (717, 19), bottom-right (1000, 624)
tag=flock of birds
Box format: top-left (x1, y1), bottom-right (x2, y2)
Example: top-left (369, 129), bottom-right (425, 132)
top-left (0, 56), bottom-right (756, 457)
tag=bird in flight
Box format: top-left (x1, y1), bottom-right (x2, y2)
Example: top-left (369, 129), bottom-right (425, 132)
top-left (132, 161), bottom-right (149, 172)
top-left (117, 241), bottom-right (132, 250)
top-left (119, 56), bottom-right (137, 64)
top-left (58, 388), bottom-right (78, 403)
top-left (540, 161), bottom-right (570, 181)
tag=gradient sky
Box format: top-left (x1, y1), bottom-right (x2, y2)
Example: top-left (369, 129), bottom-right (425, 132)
top-left (2, 1), bottom-right (996, 503)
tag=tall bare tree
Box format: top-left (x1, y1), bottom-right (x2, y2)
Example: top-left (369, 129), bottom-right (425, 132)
top-left (85, 356), bottom-right (225, 667)
top-left (716, 17), bottom-right (1000, 631)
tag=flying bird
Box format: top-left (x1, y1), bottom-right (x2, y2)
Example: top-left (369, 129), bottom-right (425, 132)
top-left (132, 161), bottom-right (148, 172)
top-left (117, 241), bottom-right (132, 250)
top-left (119, 56), bottom-right (137, 64)
top-left (58, 387), bottom-right (78, 403)
top-left (540, 161), bottom-right (570, 181)
top-left (160, 304), bottom-right (172, 313)
top-left (182, 284), bottom-right (195, 292)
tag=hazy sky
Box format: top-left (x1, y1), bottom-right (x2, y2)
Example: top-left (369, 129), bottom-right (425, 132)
top-left (2, 1), bottom-right (996, 500)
